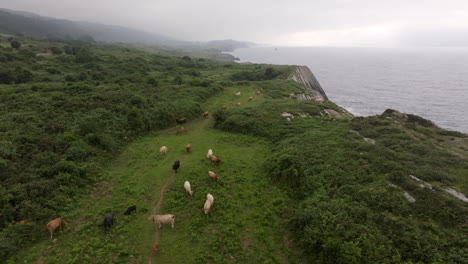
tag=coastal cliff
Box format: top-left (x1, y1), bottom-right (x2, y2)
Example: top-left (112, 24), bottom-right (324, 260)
top-left (289, 66), bottom-right (329, 101)
top-left (289, 66), bottom-right (353, 119)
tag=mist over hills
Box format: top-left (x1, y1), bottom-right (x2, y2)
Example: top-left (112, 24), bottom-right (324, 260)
top-left (0, 8), bottom-right (253, 51)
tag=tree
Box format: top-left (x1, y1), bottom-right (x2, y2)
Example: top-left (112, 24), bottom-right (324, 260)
top-left (0, 69), bottom-right (15, 84)
top-left (264, 67), bottom-right (277, 79)
top-left (75, 47), bottom-right (94, 63)
top-left (14, 67), bottom-right (34, 83)
top-left (173, 75), bottom-right (183, 85)
top-left (147, 77), bottom-right (158, 86)
top-left (50, 47), bottom-right (63, 55)
top-left (78, 72), bottom-right (87, 81)
top-left (63, 46), bottom-right (74, 55)
top-left (10, 40), bottom-right (21, 50)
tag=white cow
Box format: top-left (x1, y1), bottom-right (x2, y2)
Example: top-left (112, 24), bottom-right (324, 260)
top-left (159, 146), bottom-right (167, 155)
top-left (207, 149), bottom-right (213, 159)
top-left (184, 181), bottom-right (193, 196)
top-left (207, 193), bottom-right (214, 206)
top-left (148, 214), bottom-right (175, 229)
top-left (203, 200), bottom-right (212, 214)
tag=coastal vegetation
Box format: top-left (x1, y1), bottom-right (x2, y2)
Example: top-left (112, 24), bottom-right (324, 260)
top-left (1, 37), bottom-right (467, 263)
top-left (215, 101), bottom-right (468, 263)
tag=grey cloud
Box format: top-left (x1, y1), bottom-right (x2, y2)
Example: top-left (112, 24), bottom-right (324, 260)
top-left (2, 0), bottom-right (468, 46)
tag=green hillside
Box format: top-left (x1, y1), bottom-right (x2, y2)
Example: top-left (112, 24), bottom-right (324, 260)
top-left (0, 8), bottom-right (253, 52)
top-left (1, 38), bottom-right (467, 263)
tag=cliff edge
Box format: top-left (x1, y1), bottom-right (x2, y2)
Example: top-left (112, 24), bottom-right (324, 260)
top-left (289, 66), bottom-right (329, 101)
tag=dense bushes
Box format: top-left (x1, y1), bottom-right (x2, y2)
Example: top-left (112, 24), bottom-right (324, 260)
top-left (0, 67), bottom-right (34, 84)
top-left (0, 41), bottom-right (240, 260)
top-left (214, 99), bottom-right (342, 142)
top-left (230, 66), bottom-right (288, 81)
top-left (264, 128), bottom-right (467, 263)
top-left (215, 98), bottom-right (468, 263)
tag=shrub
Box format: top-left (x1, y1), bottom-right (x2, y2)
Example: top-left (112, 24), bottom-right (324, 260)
top-left (50, 47), bottom-right (63, 55)
top-left (147, 77), bottom-right (158, 86)
top-left (46, 68), bottom-right (61, 74)
top-left (14, 68), bottom-right (34, 83)
top-left (75, 47), bottom-right (94, 63)
top-left (437, 130), bottom-right (466, 138)
top-left (65, 75), bottom-right (76, 82)
top-left (173, 75), bottom-right (183, 85)
top-left (0, 69), bottom-right (15, 84)
top-left (10, 40), bottom-right (21, 49)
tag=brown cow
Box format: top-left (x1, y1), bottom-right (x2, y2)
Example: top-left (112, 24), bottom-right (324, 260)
top-left (208, 171), bottom-right (218, 180)
top-left (221, 106), bottom-right (228, 110)
top-left (152, 242), bottom-right (160, 254)
top-left (149, 242), bottom-right (160, 263)
top-left (255, 90), bottom-right (261, 95)
top-left (202, 111), bottom-right (209, 117)
top-left (185, 144), bottom-right (192, 152)
top-left (176, 118), bottom-right (186, 124)
top-left (210, 155), bottom-right (221, 164)
top-left (47, 218), bottom-right (66, 239)
top-left (248, 96), bottom-right (254, 101)
top-left (175, 127), bottom-right (188, 135)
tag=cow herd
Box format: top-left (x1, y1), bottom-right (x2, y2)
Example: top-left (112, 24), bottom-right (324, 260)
top-left (45, 89), bottom-right (262, 258)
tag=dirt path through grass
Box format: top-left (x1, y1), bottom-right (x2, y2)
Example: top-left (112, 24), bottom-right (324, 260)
top-left (148, 171), bottom-right (175, 264)
top-left (148, 117), bottom-right (211, 264)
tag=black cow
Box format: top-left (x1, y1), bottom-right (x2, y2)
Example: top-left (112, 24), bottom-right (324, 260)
top-left (124, 205), bottom-right (137, 215)
top-left (172, 160), bottom-right (180, 173)
top-left (103, 212), bottom-right (114, 232)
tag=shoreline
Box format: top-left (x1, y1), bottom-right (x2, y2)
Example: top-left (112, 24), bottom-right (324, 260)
top-left (226, 47), bottom-right (468, 133)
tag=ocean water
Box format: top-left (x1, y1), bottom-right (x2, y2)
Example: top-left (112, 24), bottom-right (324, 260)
top-left (229, 47), bottom-right (468, 133)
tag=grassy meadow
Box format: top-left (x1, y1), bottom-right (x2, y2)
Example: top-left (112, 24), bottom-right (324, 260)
top-left (10, 112), bottom-right (292, 264)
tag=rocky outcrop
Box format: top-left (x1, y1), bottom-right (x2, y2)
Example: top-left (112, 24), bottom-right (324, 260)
top-left (381, 109), bottom-right (438, 128)
top-left (289, 66), bottom-right (329, 101)
top-left (206, 53), bottom-right (239, 62)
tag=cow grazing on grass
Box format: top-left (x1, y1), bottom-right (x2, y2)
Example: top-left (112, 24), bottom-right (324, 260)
top-left (176, 118), bottom-right (187, 124)
top-left (185, 144), bottom-right (192, 153)
top-left (255, 90), bottom-right (261, 95)
top-left (184, 181), bottom-right (193, 196)
top-left (148, 214), bottom-right (175, 229)
top-left (203, 111), bottom-right (209, 117)
top-left (207, 193), bottom-right (214, 206)
top-left (221, 106), bottom-right (228, 110)
top-left (151, 242), bottom-right (160, 255)
top-left (175, 127), bottom-right (188, 135)
top-left (160, 146), bottom-right (167, 155)
top-left (236, 92), bottom-right (241, 96)
top-left (103, 213), bottom-right (114, 232)
top-left (208, 171), bottom-right (218, 181)
top-left (235, 102), bottom-right (241, 106)
top-left (248, 96), bottom-right (254, 101)
top-left (47, 218), bottom-right (66, 239)
top-left (173, 160), bottom-right (180, 173)
top-left (207, 149), bottom-right (213, 159)
top-left (210, 155), bottom-right (221, 164)
top-left (204, 199), bottom-right (212, 214)
top-left (124, 205), bottom-right (136, 215)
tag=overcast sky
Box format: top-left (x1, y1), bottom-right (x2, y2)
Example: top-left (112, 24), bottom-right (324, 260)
top-left (2, 0), bottom-right (468, 47)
